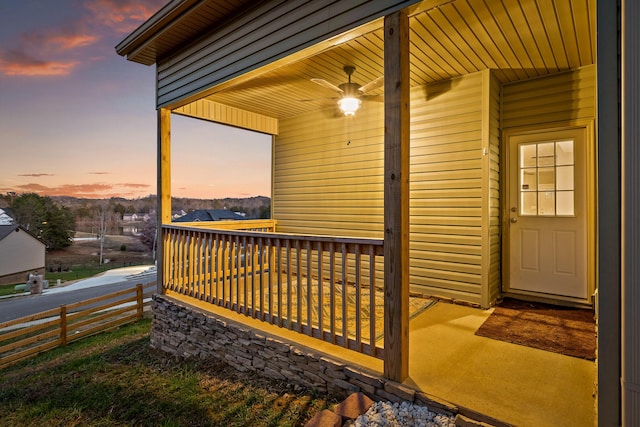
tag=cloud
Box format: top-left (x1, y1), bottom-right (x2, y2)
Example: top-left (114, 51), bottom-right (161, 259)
top-left (18, 173), bottom-right (55, 177)
top-left (1, 0), bottom-right (163, 78)
top-left (88, 172), bottom-right (110, 175)
top-left (12, 182), bottom-right (152, 198)
top-left (0, 50), bottom-right (78, 76)
top-left (120, 183), bottom-right (151, 188)
top-left (84, 0), bottom-right (167, 35)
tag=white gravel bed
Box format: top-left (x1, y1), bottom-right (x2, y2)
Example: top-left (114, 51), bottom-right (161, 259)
top-left (354, 401), bottom-right (456, 427)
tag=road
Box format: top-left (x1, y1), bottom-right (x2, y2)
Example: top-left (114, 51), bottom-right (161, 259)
top-left (0, 267), bottom-right (157, 324)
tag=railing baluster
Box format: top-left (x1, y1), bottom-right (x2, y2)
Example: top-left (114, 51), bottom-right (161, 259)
top-left (369, 244), bottom-right (376, 354)
top-left (286, 239), bottom-right (292, 329)
top-left (296, 240), bottom-right (302, 333)
top-left (243, 235), bottom-right (248, 315)
top-left (306, 240), bottom-right (312, 336)
top-left (329, 243), bottom-right (336, 343)
top-left (258, 237), bottom-right (264, 320)
top-left (266, 238), bottom-right (273, 323)
top-left (233, 234), bottom-right (239, 312)
top-left (222, 234), bottom-right (228, 308)
top-left (317, 241), bottom-right (323, 339)
top-left (355, 244), bottom-right (361, 352)
top-left (341, 242), bottom-right (348, 349)
top-left (276, 238), bottom-right (282, 327)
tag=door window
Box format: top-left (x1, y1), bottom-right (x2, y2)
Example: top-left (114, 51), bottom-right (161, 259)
top-left (519, 140), bottom-right (574, 216)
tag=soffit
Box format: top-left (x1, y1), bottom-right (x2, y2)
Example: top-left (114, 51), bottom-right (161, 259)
top-left (200, 0), bottom-right (595, 120)
top-left (116, 0), bottom-right (255, 65)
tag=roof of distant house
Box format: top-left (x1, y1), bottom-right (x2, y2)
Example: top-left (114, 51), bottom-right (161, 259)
top-left (0, 224), bottom-right (44, 245)
top-left (0, 208), bottom-right (14, 225)
top-left (173, 209), bottom-right (245, 222)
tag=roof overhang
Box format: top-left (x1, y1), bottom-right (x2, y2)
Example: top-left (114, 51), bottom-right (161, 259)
top-left (115, 0), bottom-right (255, 65)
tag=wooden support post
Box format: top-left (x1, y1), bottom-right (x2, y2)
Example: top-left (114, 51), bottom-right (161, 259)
top-left (383, 9), bottom-right (410, 382)
top-left (136, 283), bottom-right (144, 320)
top-left (60, 305), bottom-right (68, 346)
top-left (157, 108), bottom-right (172, 294)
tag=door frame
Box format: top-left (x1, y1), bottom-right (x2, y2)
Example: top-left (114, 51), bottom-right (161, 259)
top-left (501, 120), bottom-right (596, 307)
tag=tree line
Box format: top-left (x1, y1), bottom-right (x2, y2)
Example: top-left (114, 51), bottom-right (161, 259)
top-left (1, 193), bottom-right (271, 252)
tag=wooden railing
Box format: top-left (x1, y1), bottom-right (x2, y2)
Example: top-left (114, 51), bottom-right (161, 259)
top-left (0, 283), bottom-right (155, 370)
top-left (162, 223), bottom-right (385, 358)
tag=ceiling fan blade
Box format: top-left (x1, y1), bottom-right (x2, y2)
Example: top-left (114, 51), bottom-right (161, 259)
top-left (311, 78), bottom-right (343, 93)
top-left (358, 76), bottom-right (384, 94)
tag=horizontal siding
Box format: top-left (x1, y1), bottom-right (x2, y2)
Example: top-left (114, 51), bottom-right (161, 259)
top-left (502, 65), bottom-right (596, 129)
top-left (274, 71), bottom-right (486, 304)
top-left (156, 0), bottom-right (420, 107)
top-left (487, 70), bottom-right (502, 306)
top-left (409, 72), bottom-right (484, 302)
top-left (274, 99), bottom-right (385, 239)
top-left (174, 99), bottom-right (278, 134)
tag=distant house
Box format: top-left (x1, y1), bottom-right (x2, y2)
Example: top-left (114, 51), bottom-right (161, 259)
top-left (172, 210), bottom-right (187, 220)
top-left (122, 213), bottom-right (151, 223)
top-left (173, 209), bottom-right (244, 222)
top-left (0, 225), bottom-right (46, 285)
top-left (0, 208), bottom-right (14, 226)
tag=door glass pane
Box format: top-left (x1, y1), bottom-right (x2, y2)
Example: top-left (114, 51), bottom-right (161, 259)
top-left (537, 143), bottom-right (555, 167)
top-left (556, 140), bottom-right (573, 165)
top-left (538, 192), bottom-right (555, 215)
top-left (538, 167), bottom-right (555, 190)
top-left (557, 191), bottom-right (575, 215)
top-left (521, 192), bottom-right (537, 215)
top-left (521, 144), bottom-right (537, 167)
top-left (556, 166), bottom-right (574, 191)
top-left (521, 169), bottom-right (537, 191)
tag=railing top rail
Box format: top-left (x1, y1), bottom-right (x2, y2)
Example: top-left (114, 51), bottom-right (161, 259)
top-left (163, 224), bottom-right (383, 247)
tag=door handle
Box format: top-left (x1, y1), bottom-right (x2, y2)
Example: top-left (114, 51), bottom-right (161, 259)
top-left (510, 217), bottom-right (518, 223)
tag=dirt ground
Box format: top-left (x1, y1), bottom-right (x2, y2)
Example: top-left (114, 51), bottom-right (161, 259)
top-left (46, 233), bottom-right (154, 271)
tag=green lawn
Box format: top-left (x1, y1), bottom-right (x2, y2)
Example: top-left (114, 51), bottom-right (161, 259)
top-left (0, 319), bottom-right (333, 426)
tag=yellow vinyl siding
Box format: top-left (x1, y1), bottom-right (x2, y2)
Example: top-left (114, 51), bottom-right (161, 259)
top-left (485, 70), bottom-right (502, 306)
top-left (275, 70), bottom-right (496, 305)
top-left (409, 72), bottom-right (486, 304)
top-left (502, 65), bottom-right (596, 128)
top-left (174, 99), bottom-right (278, 135)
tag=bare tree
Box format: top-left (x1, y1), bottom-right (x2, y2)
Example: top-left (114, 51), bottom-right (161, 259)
top-left (94, 203), bottom-right (119, 265)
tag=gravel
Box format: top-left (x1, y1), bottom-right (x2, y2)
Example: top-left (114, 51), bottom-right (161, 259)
top-left (354, 401), bottom-right (456, 427)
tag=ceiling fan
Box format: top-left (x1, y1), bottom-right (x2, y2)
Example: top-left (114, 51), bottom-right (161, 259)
top-left (310, 65), bottom-right (383, 116)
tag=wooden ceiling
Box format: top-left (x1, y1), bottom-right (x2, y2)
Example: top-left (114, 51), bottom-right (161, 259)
top-left (202, 0), bottom-right (595, 120)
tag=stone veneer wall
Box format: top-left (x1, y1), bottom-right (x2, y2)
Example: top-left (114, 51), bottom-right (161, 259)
top-left (150, 295), bottom-right (459, 416)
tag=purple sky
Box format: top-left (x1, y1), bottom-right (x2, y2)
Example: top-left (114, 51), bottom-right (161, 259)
top-left (0, 0), bottom-right (272, 200)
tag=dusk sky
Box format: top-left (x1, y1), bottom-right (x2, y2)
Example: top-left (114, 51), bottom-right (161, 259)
top-left (0, 0), bottom-right (272, 200)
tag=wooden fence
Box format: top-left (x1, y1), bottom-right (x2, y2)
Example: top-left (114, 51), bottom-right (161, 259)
top-left (162, 224), bottom-right (385, 358)
top-left (0, 282), bottom-right (155, 370)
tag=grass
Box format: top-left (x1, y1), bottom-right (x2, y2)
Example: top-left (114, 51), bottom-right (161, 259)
top-left (0, 319), bottom-right (334, 426)
top-left (0, 284), bottom-right (19, 297)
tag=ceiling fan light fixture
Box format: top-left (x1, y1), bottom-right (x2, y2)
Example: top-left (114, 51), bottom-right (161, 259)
top-left (338, 96), bottom-right (361, 116)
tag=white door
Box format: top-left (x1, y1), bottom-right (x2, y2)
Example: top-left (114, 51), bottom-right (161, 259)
top-left (506, 128), bottom-right (588, 299)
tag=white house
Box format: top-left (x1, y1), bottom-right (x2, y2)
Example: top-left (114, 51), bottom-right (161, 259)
top-left (0, 225), bottom-right (46, 286)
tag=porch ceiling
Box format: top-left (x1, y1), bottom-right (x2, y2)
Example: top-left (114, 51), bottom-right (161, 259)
top-left (202, 0), bottom-right (595, 120)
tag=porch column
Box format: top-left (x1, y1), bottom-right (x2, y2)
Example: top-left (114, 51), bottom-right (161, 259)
top-left (622, 0), bottom-right (640, 424)
top-left (597, 1), bottom-right (621, 425)
top-left (383, 9), bottom-right (410, 382)
top-left (157, 108), bottom-right (172, 294)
